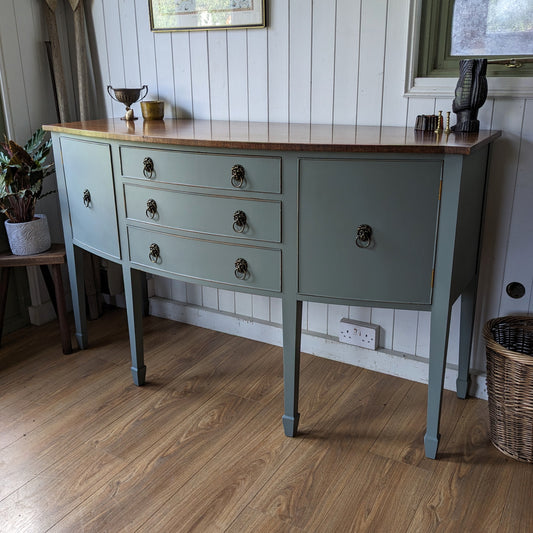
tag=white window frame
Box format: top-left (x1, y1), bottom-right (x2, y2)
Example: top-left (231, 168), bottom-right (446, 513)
top-left (405, 0), bottom-right (533, 98)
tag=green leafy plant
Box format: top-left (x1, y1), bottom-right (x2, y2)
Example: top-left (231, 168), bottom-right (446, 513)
top-left (0, 128), bottom-right (55, 223)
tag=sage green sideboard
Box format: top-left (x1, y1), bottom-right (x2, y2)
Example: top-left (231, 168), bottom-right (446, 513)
top-left (44, 119), bottom-right (500, 459)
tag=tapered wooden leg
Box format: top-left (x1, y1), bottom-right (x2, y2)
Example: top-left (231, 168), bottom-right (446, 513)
top-left (282, 297), bottom-right (302, 437)
top-left (456, 278), bottom-right (477, 399)
top-left (0, 267), bottom-right (11, 345)
top-left (51, 264), bottom-right (72, 355)
top-left (424, 302), bottom-right (452, 459)
top-left (123, 266), bottom-right (146, 386)
top-left (65, 243), bottom-right (87, 349)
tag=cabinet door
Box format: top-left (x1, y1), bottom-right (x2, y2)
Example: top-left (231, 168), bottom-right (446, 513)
top-left (298, 158), bottom-right (442, 304)
top-left (60, 137), bottom-right (121, 259)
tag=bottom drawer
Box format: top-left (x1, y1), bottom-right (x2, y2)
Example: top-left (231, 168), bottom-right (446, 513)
top-left (128, 226), bottom-right (281, 292)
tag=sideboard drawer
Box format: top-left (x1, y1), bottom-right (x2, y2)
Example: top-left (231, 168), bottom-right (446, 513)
top-left (60, 137), bottom-right (121, 258)
top-left (298, 158), bottom-right (442, 304)
top-left (128, 226), bottom-right (281, 292)
top-left (120, 146), bottom-right (281, 193)
top-left (124, 184), bottom-right (281, 242)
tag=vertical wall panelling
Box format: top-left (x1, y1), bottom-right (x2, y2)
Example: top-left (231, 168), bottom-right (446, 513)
top-left (0, 0), bottom-right (31, 142)
top-left (24, 1), bottom-right (57, 131)
top-left (267, 0), bottom-right (289, 123)
top-left (333, 0), bottom-right (360, 125)
top-left (87, 0), bottom-right (113, 117)
top-left (118, 0), bottom-right (141, 87)
top-left (270, 297), bottom-right (283, 325)
top-left (218, 289), bottom-right (236, 314)
top-left (500, 98), bottom-right (533, 316)
top-left (307, 302), bottom-right (328, 335)
top-left (154, 276), bottom-right (172, 298)
top-left (289, 0), bottom-right (312, 124)
top-left (171, 32), bottom-right (193, 118)
top-left (189, 32), bottom-right (211, 119)
top-left (247, 27), bottom-right (268, 121)
top-left (186, 283), bottom-right (203, 306)
top-left (348, 306), bottom-right (371, 323)
top-left (154, 32), bottom-right (177, 117)
top-left (415, 311), bottom-right (431, 359)
top-left (207, 31), bottom-right (229, 121)
top-left (327, 304), bottom-right (349, 337)
top-left (370, 307), bottom-right (394, 350)
top-left (252, 294), bottom-right (270, 322)
top-left (356, 0), bottom-right (388, 125)
top-left (235, 292), bottom-right (253, 317)
top-left (391, 309), bottom-right (418, 354)
top-left (170, 280), bottom-right (187, 302)
top-left (310, 1), bottom-right (336, 124)
top-left (405, 97), bottom-right (435, 130)
top-left (134, 0), bottom-right (159, 102)
top-left (227, 30), bottom-right (249, 122)
top-left (202, 286), bottom-right (219, 310)
top-left (380, 0), bottom-right (410, 126)
top-left (103, 0), bottom-right (128, 118)
top-left (472, 98), bottom-right (525, 369)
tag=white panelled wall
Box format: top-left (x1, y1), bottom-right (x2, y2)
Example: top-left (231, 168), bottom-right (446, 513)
top-left (1, 0), bottom-right (532, 398)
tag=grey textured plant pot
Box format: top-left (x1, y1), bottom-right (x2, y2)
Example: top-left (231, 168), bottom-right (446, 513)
top-left (5, 214), bottom-right (51, 255)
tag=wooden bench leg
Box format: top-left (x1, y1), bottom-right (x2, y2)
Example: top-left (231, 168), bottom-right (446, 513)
top-left (0, 267), bottom-right (11, 346)
top-left (50, 264), bottom-right (72, 355)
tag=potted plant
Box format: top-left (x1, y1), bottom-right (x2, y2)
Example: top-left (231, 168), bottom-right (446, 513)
top-left (0, 128), bottom-right (55, 255)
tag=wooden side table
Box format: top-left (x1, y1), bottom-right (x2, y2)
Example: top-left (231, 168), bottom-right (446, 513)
top-left (0, 243), bottom-right (72, 354)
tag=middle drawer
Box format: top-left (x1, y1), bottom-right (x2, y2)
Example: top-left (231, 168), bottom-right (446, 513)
top-left (124, 183), bottom-right (281, 243)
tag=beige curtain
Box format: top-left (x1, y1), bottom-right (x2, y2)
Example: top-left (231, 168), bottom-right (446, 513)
top-left (43, 0), bottom-right (109, 319)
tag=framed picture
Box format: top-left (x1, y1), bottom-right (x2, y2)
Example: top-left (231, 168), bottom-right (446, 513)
top-left (149, 0), bottom-right (266, 32)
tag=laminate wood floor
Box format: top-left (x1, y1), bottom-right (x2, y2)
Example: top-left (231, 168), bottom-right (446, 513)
top-left (0, 308), bottom-right (531, 532)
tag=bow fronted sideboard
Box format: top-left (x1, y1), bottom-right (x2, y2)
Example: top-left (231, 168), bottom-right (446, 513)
top-left (44, 119), bottom-right (500, 459)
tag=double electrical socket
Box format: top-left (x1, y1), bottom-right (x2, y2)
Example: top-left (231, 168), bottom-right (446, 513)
top-left (339, 318), bottom-right (379, 350)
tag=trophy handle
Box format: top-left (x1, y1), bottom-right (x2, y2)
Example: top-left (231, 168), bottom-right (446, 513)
top-left (107, 85), bottom-right (119, 103)
top-left (139, 85), bottom-right (148, 102)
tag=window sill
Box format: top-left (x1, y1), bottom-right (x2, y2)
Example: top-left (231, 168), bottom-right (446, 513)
top-left (406, 76), bottom-right (533, 98)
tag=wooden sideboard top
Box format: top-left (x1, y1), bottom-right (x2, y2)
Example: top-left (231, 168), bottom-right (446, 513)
top-left (43, 118), bottom-right (501, 155)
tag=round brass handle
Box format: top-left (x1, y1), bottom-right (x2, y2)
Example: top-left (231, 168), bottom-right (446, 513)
top-left (83, 189), bottom-right (91, 207)
top-left (231, 164), bottom-right (245, 188)
top-left (146, 199), bottom-right (157, 219)
top-left (234, 258), bottom-right (249, 280)
top-left (355, 224), bottom-right (373, 248)
top-left (149, 243), bottom-right (160, 263)
top-left (143, 157), bottom-right (155, 179)
top-left (232, 210), bottom-right (247, 233)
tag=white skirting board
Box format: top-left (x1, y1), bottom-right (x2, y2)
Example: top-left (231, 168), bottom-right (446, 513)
top-left (149, 295), bottom-right (488, 400)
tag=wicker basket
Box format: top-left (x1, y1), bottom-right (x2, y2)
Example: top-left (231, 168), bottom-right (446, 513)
top-left (483, 316), bottom-right (533, 462)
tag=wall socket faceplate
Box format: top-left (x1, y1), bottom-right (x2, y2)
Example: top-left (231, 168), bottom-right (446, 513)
top-left (339, 318), bottom-right (380, 350)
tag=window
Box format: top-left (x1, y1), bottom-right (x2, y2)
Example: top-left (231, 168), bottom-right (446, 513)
top-left (418, 0), bottom-right (533, 77)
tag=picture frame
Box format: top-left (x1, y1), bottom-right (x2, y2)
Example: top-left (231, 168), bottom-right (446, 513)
top-left (149, 0), bottom-right (266, 32)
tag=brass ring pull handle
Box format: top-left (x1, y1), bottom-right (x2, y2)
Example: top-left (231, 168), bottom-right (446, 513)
top-left (234, 258), bottom-right (249, 280)
top-left (355, 224), bottom-right (373, 248)
top-left (232, 210), bottom-right (247, 233)
top-left (149, 243), bottom-right (160, 263)
top-left (83, 189), bottom-right (91, 207)
top-left (231, 164), bottom-right (245, 188)
top-left (146, 198), bottom-right (157, 219)
top-left (143, 157), bottom-right (155, 179)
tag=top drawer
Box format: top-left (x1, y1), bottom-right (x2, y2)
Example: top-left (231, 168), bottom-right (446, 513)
top-left (120, 146), bottom-right (281, 193)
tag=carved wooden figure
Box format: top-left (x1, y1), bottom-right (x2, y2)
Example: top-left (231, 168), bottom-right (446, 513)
top-left (452, 59), bottom-right (488, 133)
